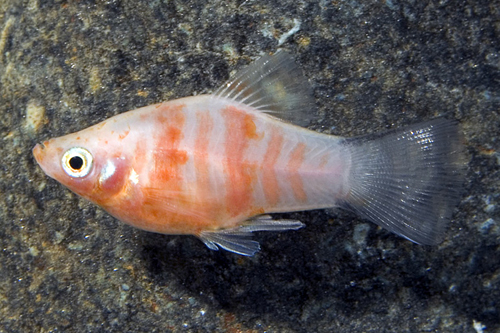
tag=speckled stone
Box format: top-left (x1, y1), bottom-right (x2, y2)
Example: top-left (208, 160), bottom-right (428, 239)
top-left (1, 0), bottom-right (499, 332)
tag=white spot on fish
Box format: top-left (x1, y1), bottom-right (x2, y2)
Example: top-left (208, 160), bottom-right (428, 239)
top-left (129, 168), bottom-right (139, 185)
top-left (100, 160), bottom-right (116, 183)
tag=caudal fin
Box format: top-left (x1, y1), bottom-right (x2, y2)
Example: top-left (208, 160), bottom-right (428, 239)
top-left (343, 118), bottom-right (467, 245)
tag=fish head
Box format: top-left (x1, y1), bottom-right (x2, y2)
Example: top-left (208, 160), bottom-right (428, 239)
top-left (33, 132), bottom-right (132, 205)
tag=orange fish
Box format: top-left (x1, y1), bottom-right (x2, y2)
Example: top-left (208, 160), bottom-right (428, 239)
top-left (33, 51), bottom-right (467, 256)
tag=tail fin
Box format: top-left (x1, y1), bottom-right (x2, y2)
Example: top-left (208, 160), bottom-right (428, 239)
top-left (342, 118), bottom-right (467, 245)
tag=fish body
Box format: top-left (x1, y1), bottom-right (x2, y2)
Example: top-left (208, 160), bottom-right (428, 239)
top-left (33, 51), bottom-right (467, 255)
top-left (35, 96), bottom-right (348, 234)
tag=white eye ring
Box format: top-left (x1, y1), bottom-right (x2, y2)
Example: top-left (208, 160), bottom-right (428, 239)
top-left (62, 147), bottom-right (93, 178)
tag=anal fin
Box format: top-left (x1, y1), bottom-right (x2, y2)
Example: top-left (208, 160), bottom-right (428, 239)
top-left (198, 216), bottom-right (304, 256)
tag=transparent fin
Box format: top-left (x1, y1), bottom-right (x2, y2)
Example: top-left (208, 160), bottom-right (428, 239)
top-left (342, 118), bottom-right (468, 245)
top-left (198, 217), bottom-right (305, 256)
top-left (213, 50), bottom-right (317, 126)
top-left (199, 230), bottom-right (261, 256)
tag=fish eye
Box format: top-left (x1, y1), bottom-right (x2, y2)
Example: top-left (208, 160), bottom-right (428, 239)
top-left (62, 147), bottom-right (93, 178)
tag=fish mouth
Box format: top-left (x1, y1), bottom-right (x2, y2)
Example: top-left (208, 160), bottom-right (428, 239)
top-left (32, 142), bottom-right (46, 165)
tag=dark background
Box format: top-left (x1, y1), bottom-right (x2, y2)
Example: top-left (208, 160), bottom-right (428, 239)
top-left (0, 0), bottom-right (499, 332)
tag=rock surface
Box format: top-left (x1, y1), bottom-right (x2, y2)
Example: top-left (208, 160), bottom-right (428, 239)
top-left (0, 0), bottom-right (499, 332)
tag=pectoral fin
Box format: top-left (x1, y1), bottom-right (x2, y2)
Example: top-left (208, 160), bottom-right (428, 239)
top-left (198, 216), bottom-right (305, 256)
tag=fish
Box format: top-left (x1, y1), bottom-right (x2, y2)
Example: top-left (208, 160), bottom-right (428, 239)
top-left (33, 51), bottom-right (467, 256)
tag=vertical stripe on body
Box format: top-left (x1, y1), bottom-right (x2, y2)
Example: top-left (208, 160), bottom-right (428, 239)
top-left (221, 106), bottom-right (261, 217)
top-left (140, 103), bottom-right (189, 225)
top-left (287, 142), bottom-right (308, 203)
top-left (152, 104), bottom-right (188, 184)
top-left (262, 131), bottom-right (284, 206)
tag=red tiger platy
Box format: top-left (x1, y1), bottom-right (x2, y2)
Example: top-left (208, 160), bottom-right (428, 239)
top-left (33, 51), bottom-right (467, 256)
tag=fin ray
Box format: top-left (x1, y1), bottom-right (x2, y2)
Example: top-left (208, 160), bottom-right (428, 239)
top-left (198, 217), bottom-right (305, 256)
top-left (214, 50), bottom-right (317, 126)
top-left (342, 118), bottom-right (467, 245)
top-left (199, 231), bottom-right (260, 256)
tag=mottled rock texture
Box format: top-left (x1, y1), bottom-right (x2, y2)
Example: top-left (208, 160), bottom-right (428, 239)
top-left (1, 0), bottom-right (499, 332)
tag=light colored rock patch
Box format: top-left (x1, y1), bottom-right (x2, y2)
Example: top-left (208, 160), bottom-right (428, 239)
top-left (25, 100), bottom-right (47, 132)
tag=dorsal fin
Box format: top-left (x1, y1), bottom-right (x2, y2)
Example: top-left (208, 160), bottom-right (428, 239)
top-left (213, 50), bottom-right (317, 126)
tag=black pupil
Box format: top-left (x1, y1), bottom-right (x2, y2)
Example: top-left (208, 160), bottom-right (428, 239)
top-left (69, 156), bottom-right (84, 170)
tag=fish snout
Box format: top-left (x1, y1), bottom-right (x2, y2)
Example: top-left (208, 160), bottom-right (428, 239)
top-left (32, 142), bottom-right (47, 165)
